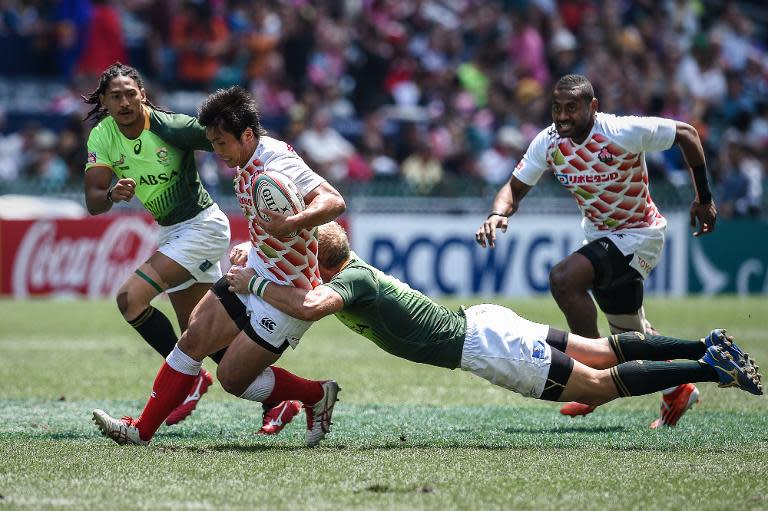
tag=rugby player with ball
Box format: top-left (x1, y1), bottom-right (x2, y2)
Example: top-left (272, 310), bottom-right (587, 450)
top-left (93, 87), bottom-right (346, 447)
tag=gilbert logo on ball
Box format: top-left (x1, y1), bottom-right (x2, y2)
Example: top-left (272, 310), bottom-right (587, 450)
top-left (253, 171), bottom-right (306, 237)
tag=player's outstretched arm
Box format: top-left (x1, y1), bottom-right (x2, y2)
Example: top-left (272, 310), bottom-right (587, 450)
top-left (673, 121), bottom-right (717, 236)
top-left (226, 266), bottom-right (343, 321)
top-left (476, 175), bottom-right (531, 248)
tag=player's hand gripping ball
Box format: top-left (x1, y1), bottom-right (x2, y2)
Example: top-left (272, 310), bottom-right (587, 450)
top-left (253, 171), bottom-right (306, 237)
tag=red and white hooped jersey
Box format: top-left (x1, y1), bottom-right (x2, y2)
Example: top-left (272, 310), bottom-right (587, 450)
top-left (233, 136), bottom-right (326, 290)
top-left (513, 113), bottom-right (677, 236)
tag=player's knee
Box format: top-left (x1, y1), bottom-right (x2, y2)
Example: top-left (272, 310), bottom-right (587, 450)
top-left (116, 283), bottom-right (154, 320)
top-left (116, 291), bottom-right (131, 317)
top-left (585, 370), bottom-right (617, 406)
top-left (216, 366), bottom-right (246, 396)
top-left (569, 370), bottom-right (612, 406)
top-left (176, 336), bottom-right (204, 362)
top-left (549, 263), bottom-right (575, 297)
top-left (605, 312), bottom-right (644, 334)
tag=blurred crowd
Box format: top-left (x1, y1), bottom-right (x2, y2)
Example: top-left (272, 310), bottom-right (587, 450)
top-left (0, 0), bottom-right (766, 217)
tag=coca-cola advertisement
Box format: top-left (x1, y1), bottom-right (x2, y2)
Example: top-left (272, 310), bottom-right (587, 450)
top-left (0, 214), bottom-right (250, 298)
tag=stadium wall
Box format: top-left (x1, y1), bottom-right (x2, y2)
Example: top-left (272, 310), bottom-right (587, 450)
top-left (0, 214), bottom-right (765, 297)
top-left (349, 213), bottom-right (688, 297)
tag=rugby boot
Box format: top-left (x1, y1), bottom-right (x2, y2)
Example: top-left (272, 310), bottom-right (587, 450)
top-left (649, 383), bottom-right (700, 428)
top-left (92, 409), bottom-right (148, 445)
top-left (305, 380), bottom-right (340, 447)
top-left (165, 368), bottom-right (214, 426)
top-left (701, 342), bottom-right (763, 395)
top-left (560, 402), bottom-right (597, 417)
top-left (258, 400), bottom-right (302, 435)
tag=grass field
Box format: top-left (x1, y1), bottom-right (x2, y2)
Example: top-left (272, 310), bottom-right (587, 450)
top-left (1, 296), bottom-right (767, 510)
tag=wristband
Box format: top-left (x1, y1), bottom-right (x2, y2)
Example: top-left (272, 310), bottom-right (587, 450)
top-left (691, 164), bottom-right (712, 204)
top-left (487, 212), bottom-right (507, 219)
top-left (697, 190), bottom-right (712, 205)
top-left (106, 186), bottom-right (114, 203)
top-left (248, 275), bottom-right (269, 297)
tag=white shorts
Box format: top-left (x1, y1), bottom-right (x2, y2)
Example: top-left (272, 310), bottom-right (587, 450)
top-left (585, 225), bottom-right (665, 279)
top-left (158, 204), bottom-right (231, 293)
top-left (236, 291), bottom-right (313, 351)
top-left (461, 304), bottom-right (552, 398)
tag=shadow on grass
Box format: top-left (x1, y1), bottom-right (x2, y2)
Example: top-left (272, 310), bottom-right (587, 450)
top-left (501, 425), bottom-right (628, 434)
top-left (198, 442), bottom-right (712, 453)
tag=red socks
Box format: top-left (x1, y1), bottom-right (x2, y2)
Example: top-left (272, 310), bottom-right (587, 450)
top-left (266, 366), bottom-right (323, 405)
top-left (134, 362), bottom-right (197, 441)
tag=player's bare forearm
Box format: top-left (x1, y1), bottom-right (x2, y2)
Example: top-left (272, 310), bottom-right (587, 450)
top-left (225, 266), bottom-right (313, 320)
top-left (488, 179), bottom-right (515, 217)
top-left (674, 122), bottom-right (717, 235)
top-left (85, 186), bottom-right (113, 215)
top-left (261, 283), bottom-right (312, 320)
top-left (84, 166), bottom-right (114, 215)
top-left (476, 176), bottom-right (531, 248)
top-left (262, 284), bottom-right (341, 322)
top-left (293, 183), bottom-right (347, 231)
top-left (492, 176), bottom-right (530, 217)
top-left (674, 122), bottom-right (712, 203)
top-left (84, 169), bottom-right (136, 216)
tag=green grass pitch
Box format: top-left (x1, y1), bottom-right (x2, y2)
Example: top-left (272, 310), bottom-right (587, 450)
top-left (1, 297), bottom-right (767, 510)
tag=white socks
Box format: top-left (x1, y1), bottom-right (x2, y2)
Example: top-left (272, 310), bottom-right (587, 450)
top-left (239, 367), bottom-right (275, 402)
top-left (165, 345), bottom-right (202, 376)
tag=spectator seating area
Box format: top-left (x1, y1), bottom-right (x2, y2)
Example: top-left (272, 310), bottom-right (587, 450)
top-left (0, 0), bottom-right (766, 217)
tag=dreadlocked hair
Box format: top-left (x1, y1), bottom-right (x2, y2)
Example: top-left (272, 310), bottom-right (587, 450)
top-left (81, 62), bottom-right (170, 123)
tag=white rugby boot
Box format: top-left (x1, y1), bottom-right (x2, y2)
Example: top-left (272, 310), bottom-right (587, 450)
top-left (305, 381), bottom-right (340, 447)
top-left (92, 409), bottom-right (148, 446)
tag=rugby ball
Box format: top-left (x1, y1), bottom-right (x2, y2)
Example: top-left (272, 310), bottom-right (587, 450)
top-left (253, 171), bottom-right (306, 236)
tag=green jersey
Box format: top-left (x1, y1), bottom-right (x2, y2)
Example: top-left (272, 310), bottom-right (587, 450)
top-left (323, 253), bottom-right (467, 369)
top-left (85, 107), bottom-right (214, 226)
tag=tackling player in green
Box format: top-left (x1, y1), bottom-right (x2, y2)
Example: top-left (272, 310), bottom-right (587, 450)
top-left (82, 63), bottom-right (230, 425)
top-left (225, 222), bottom-right (762, 416)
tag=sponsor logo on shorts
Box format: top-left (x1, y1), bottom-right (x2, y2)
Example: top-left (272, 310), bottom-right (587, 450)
top-left (87, 152), bottom-right (97, 164)
top-left (198, 260), bottom-right (213, 272)
top-left (532, 340), bottom-right (546, 360)
top-left (633, 254), bottom-right (652, 277)
top-left (261, 317), bottom-right (276, 332)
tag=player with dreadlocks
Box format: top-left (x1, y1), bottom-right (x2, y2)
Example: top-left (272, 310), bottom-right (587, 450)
top-left (82, 62), bottom-right (238, 427)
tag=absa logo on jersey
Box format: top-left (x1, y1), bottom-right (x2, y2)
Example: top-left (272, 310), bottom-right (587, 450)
top-left (138, 170), bottom-right (179, 185)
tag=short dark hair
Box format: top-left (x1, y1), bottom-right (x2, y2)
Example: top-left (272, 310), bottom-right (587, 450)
top-left (554, 74), bottom-right (595, 103)
top-left (198, 86), bottom-right (267, 139)
top-left (81, 62), bottom-right (167, 122)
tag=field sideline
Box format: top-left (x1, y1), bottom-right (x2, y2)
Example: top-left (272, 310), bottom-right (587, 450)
top-left (1, 296), bottom-right (767, 510)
